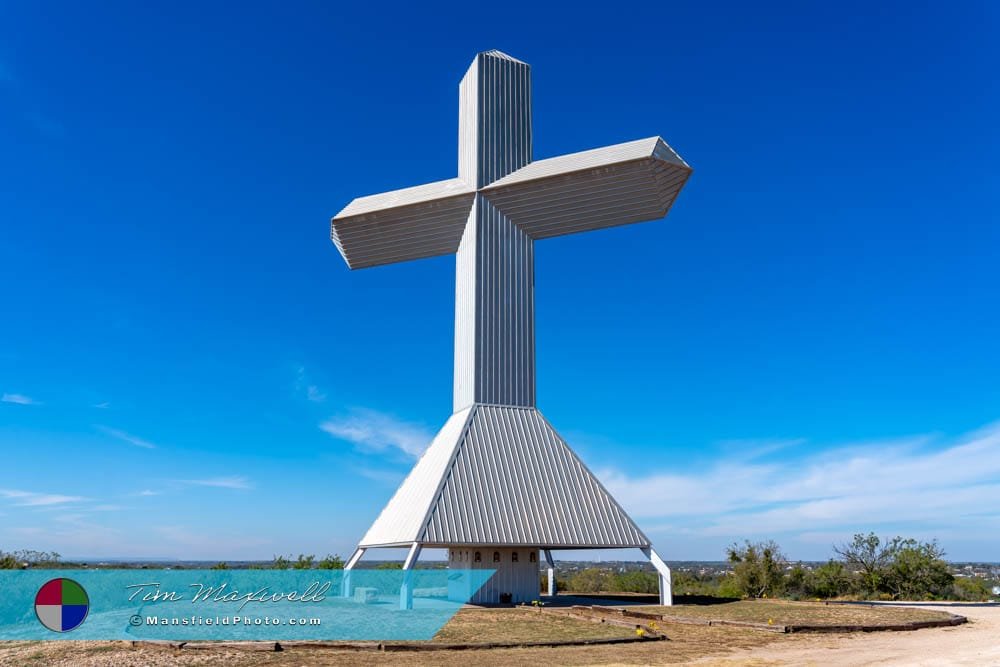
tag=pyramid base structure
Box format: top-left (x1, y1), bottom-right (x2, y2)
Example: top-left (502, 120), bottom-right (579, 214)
top-left (342, 404), bottom-right (673, 608)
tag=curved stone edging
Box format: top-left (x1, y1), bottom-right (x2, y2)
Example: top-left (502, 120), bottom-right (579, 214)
top-left (784, 613), bottom-right (968, 633)
top-left (132, 633), bottom-right (665, 653)
top-left (583, 605), bottom-right (968, 634)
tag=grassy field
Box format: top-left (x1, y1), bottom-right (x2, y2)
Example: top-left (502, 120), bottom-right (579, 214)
top-left (631, 600), bottom-right (956, 626)
top-left (430, 608), bottom-right (635, 642)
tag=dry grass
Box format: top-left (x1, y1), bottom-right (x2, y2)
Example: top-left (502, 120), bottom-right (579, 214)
top-left (0, 623), bottom-right (779, 666)
top-left (430, 607), bottom-right (635, 642)
top-left (632, 599), bottom-right (955, 626)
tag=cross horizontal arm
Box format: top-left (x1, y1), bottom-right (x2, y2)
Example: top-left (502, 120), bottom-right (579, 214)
top-left (331, 178), bottom-right (475, 269)
top-left (481, 137), bottom-right (691, 239)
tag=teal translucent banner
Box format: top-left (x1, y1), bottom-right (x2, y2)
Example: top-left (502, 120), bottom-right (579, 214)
top-left (0, 569), bottom-right (495, 640)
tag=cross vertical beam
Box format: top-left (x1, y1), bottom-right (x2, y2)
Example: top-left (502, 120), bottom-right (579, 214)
top-left (454, 52), bottom-right (536, 410)
top-left (459, 50), bottom-right (532, 188)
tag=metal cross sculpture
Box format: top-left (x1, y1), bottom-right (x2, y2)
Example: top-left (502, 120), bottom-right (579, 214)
top-left (331, 50), bottom-right (691, 608)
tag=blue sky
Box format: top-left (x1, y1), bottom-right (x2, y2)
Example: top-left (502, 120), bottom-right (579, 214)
top-left (1, 1), bottom-right (997, 562)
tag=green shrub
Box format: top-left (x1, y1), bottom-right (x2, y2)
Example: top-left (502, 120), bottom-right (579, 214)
top-left (567, 567), bottom-right (615, 592)
top-left (317, 554), bottom-right (344, 569)
top-left (952, 577), bottom-right (991, 602)
top-left (808, 560), bottom-right (853, 599)
top-left (292, 554), bottom-right (316, 570)
top-left (726, 540), bottom-right (786, 598)
top-left (885, 541), bottom-right (952, 600)
top-left (613, 570), bottom-right (659, 594)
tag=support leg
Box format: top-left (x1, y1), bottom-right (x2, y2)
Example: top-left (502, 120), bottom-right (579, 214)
top-left (400, 543), bottom-right (422, 610)
top-left (641, 546), bottom-right (672, 606)
top-left (342, 547), bottom-right (365, 598)
top-left (543, 549), bottom-right (556, 597)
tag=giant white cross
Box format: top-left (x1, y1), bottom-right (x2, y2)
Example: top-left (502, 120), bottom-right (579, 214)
top-left (331, 50), bottom-right (692, 608)
top-left (333, 50), bottom-right (690, 411)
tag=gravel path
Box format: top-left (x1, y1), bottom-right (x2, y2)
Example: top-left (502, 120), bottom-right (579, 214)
top-left (697, 604), bottom-right (1000, 667)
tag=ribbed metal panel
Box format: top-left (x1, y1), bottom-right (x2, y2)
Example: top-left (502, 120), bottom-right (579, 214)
top-left (331, 178), bottom-right (475, 269)
top-left (420, 405), bottom-right (649, 548)
top-left (457, 54), bottom-right (478, 187)
top-left (337, 178), bottom-right (474, 218)
top-left (359, 408), bottom-right (473, 547)
top-left (454, 195), bottom-right (535, 410)
top-left (458, 51), bottom-right (532, 189)
top-left (486, 137), bottom-right (687, 187)
top-left (453, 206), bottom-right (478, 411)
top-left (483, 137), bottom-right (691, 240)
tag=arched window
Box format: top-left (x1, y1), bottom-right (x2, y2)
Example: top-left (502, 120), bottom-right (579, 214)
top-left (512, 552), bottom-right (519, 562)
top-left (474, 551), bottom-right (481, 563)
top-left (529, 552), bottom-right (537, 563)
top-left (493, 551), bottom-right (500, 563)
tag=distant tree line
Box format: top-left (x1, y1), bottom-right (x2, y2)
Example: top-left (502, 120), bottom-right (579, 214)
top-left (721, 533), bottom-right (991, 601)
top-left (4, 537), bottom-right (994, 603)
top-left (0, 550), bottom-right (62, 569)
top-left (213, 554), bottom-right (346, 570)
top-left (561, 534), bottom-right (995, 602)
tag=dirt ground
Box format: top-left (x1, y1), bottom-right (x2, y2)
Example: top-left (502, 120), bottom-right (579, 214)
top-left (695, 604), bottom-right (1000, 667)
top-left (0, 604), bottom-right (995, 666)
top-left (632, 600), bottom-right (953, 626)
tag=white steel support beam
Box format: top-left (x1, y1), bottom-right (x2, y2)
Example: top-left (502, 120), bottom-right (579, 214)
top-left (345, 547), bottom-right (365, 570)
top-left (399, 543), bottom-right (422, 610)
top-left (543, 549), bottom-right (556, 597)
top-left (641, 546), bottom-right (672, 606)
top-left (342, 547), bottom-right (366, 598)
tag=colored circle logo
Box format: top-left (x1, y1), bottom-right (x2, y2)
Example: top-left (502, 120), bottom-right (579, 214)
top-left (34, 578), bottom-right (89, 633)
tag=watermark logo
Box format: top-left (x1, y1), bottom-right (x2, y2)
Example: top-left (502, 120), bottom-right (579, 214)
top-left (34, 578), bottom-right (89, 632)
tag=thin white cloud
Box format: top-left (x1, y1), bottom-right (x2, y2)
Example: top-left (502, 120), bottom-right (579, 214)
top-left (0, 489), bottom-right (87, 507)
top-left (320, 408), bottom-right (433, 458)
top-left (178, 476), bottom-right (253, 490)
top-left (92, 401), bottom-right (110, 409)
top-left (2, 393), bottom-right (39, 405)
top-left (295, 365), bottom-right (327, 402)
top-left (597, 421), bottom-right (1000, 541)
top-left (715, 437), bottom-right (807, 460)
top-left (135, 489), bottom-right (160, 497)
top-left (96, 426), bottom-right (157, 449)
